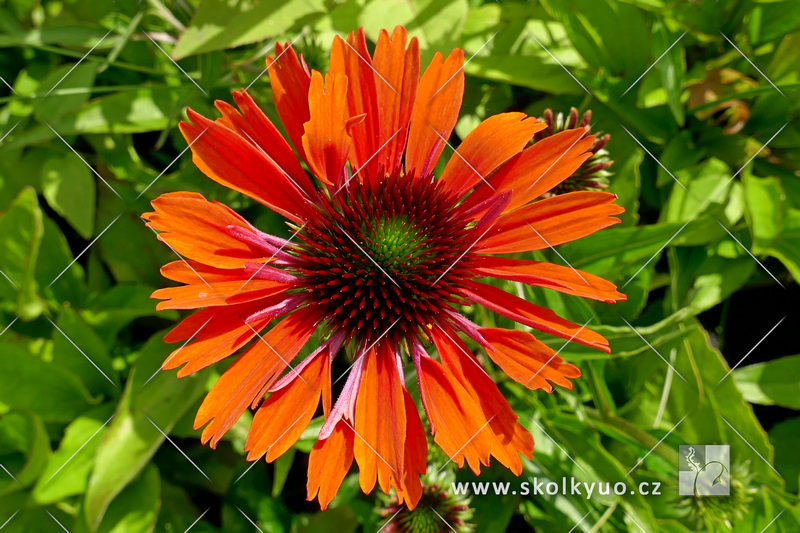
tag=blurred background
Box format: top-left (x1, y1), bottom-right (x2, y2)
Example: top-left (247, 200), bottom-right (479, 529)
top-left (0, 0), bottom-right (799, 531)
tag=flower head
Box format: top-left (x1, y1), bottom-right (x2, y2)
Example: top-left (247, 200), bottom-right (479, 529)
top-left (144, 26), bottom-right (626, 510)
top-left (380, 470), bottom-right (473, 533)
top-left (533, 107), bottom-right (613, 195)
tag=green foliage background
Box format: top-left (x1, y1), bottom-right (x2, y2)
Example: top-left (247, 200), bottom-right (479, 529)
top-left (1, 0), bottom-right (799, 531)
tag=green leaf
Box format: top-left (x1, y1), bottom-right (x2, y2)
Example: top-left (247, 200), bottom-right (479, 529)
top-left (559, 218), bottom-right (715, 283)
top-left (51, 307), bottom-right (119, 396)
top-left (663, 158), bottom-right (731, 223)
top-left (465, 55), bottom-right (585, 95)
top-left (76, 464), bottom-right (161, 533)
top-left (656, 323), bottom-right (782, 488)
top-left (83, 332), bottom-right (206, 531)
top-left (455, 79), bottom-right (512, 140)
top-left (668, 242), bottom-right (756, 314)
top-left (35, 215), bottom-right (87, 305)
top-left (769, 417), bottom-right (800, 493)
top-left (271, 448), bottom-right (295, 498)
top-left (549, 416), bottom-right (659, 532)
top-left (31, 404), bottom-right (115, 504)
top-left (0, 342), bottom-right (96, 422)
top-left (761, 208), bottom-right (800, 282)
top-left (542, 0), bottom-right (652, 77)
top-left (34, 63), bottom-right (97, 122)
top-left (96, 205), bottom-right (172, 285)
top-left (59, 87), bottom-right (185, 134)
top-left (744, 174), bottom-right (800, 282)
top-left (594, 265), bottom-right (650, 322)
top-left (466, 472), bottom-right (520, 533)
top-left (744, 174), bottom-right (783, 247)
top-left (0, 410), bottom-right (50, 496)
top-left (360, 0), bottom-right (468, 54)
top-left (41, 152), bottom-right (96, 239)
top-left (748, 1), bottom-right (800, 45)
top-left (157, 480), bottom-right (219, 533)
top-left (172, 0), bottom-right (324, 59)
top-left (0, 187), bottom-right (45, 319)
top-left (733, 354), bottom-right (800, 409)
top-left (547, 310), bottom-right (693, 362)
top-left (5, 88), bottom-right (186, 150)
top-left (299, 507), bottom-right (359, 533)
top-left (0, 25), bottom-right (112, 48)
top-left (654, 23), bottom-right (685, 126)
top-left (81, 285), bottom-right (176, 346)
top-left (0, 491), bottom-right (73, 533)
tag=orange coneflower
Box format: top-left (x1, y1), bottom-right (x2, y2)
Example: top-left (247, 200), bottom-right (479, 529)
top-left (143, 26), bottom-right (626, 510)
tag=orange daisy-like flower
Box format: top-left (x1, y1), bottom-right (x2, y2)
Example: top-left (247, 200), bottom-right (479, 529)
top-left (144, 26), bottom-right (626, 510)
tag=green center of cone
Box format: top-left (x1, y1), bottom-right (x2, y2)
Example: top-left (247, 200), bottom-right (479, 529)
top-left (361, 216), bottom-right (427, 270)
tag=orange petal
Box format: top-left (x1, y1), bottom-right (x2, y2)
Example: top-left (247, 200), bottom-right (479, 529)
top-left (302, 71), bottom-right (352, 186)
top-left (464, 128), bottom-right (595, 216)
top-left (307, 422), bottom-right (355, 510)
top-left (245, 346), bottom-right (330, 462)
top-left (477, 191), bottom-right (624, 254)
top-left (471, 256), bottom-right (626, 303)
top-left (405, 48), bottom-right (465, 177)
top-left (480, 328), bottom-right (582, 392)
top-left (144, 192), bottom-right (270, 269)
top-left (372, 26), bottom-right (420, 173)
top-left (353, 343), bottom-right (406, 495)
top-left (161, 260), bottom-right (244, 283)
top-left (393, 389), bottom-right (426, 509)
top-left (194, 305), bottom-right (324, 447)
top-left (440, 113), bottom-right (545, 197)
top-left (180, 109), bottom-right (313, 223)
top-left (159, 261), bottom-right (297, 305)
top-left (416, 354), bottom-right (495, 474)
top-left (460, 280), bottom-right (610, 352)
top-left (432, 327), bottom-right (533, 474)
top-left (214, 90), bottom-right (316, 199)
top-left (152, 279), bottom-right (288, 310)
top-left (329, 29), bottom-right (381, 177)
top-left (266, 42), bottom-right (312, 163)
top-left (161, 299), bottom-right (278, 376)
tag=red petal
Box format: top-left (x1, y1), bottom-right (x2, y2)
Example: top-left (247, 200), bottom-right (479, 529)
top-left (215, 90), bottom-right (316, 198)
top-left (302, 71), bottom-right (352, 186)
top-left (480, 327), bottom-right (582, 392)
top-left (307, 422), bottom-right (355, 510)
top-left (161, 300), bottom-right (276, 376)
top-left (432, 327), bottom-right (533, 474)
top-left (440, 113), bottom-right (545, 197)
top-left (266, 42), bottom-right (312, 163)
top-left (160, 260), bottom-right (244, 283)
top-left (415, 354), bottom-right (495, 474)
top-left (478, 191), bottom-right (624, 254)
top-left (245, 345), bottom-right (330, 462)
top-left (471, 255), bottom-right (626, 303)
top-left (372, 26), bottom-right (420, 173)
top-left (152, 280), bottom-right (286, 310)
top-left (194, 305), bottom-right (323, 447)
top-left (460, 280), bottom-right (610, 352)
top-left (329, 29), bottom-right (381, 178)
top-left (405, 49), bottom-right (465, 177)
top-left (144, 192), bottom-right (270, 269)
top-left (463, 128), bottom-right (595, 216)
top-left (353, 343), bottom-right (406, 495)
top-left (394, 389), bottom-right (426, 509)
top-left (180, 110), bottom-right (314, 223)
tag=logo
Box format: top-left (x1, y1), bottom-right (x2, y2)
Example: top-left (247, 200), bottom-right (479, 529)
top-left (679, 445), bottom-right (730, 496)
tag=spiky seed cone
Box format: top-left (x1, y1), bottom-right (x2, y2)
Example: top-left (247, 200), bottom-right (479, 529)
top-left (381, 480), bottom-right (474, 533)
top-left (534, 107), bottom-right (614, 195)
top-left (290, 168), bottom-right (476, 346)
